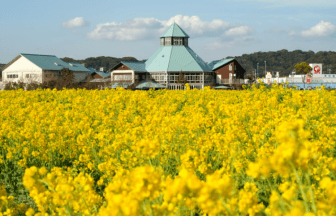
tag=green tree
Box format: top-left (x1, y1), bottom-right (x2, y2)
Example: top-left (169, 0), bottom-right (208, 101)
top-left (294, 62), bottom-right (312, 89)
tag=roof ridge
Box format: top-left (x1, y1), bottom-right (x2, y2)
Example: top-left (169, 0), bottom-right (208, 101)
top-left (184, 47), bottom-right (208, 71)
top-left (167, 46), bottom-right (173, 72)
top-left (21, 53), bottom-right (56, 57)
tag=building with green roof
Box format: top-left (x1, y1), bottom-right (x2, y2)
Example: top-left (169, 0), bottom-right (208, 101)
top-left (111, 23), bottom-right (215, 89)
top-left (2, 53), bottom-right (89, 83)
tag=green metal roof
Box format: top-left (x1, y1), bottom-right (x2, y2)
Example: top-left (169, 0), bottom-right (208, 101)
top-left (135, 81), bottom-right (166, 89)
top-left (213, 85), bottom-right (231, 89)
top-left (160, 23), bottom-right (189, 38)
top-left (145, 46), bottom-right (212, 72)
top-left (122, 61), bottom-right (147, 72)
top-left (21, 53), bottom-right (89, 72)
top-left (111, 82), bottom-right (133, 88)
top-left (208, 58), bottom-right (235, 71)
top-left (95, 71), bottom-right (111, 78)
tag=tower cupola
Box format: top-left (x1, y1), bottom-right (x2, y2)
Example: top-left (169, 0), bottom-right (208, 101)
top-left (160, 23), bottom-right (190, 47)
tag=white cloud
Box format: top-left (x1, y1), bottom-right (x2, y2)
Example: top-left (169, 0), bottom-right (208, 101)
top-left (301, 21), bottom-right (336, 37)
top-left (225, 26), bottom-right (253, 36)
top-left (63, 17), bottom-right (90, 29)
top-left (87, 18), bottom-right (162, 41)
top-left (161, 15), bottom-right (230, 37)
top-left (288, 30), bottom-right (296, 36)
top-left (87, 15), bottom-right (249, 41)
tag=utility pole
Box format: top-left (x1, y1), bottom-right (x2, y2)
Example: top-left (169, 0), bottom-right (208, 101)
top-left (257, 63), bottom-right (259, 79)
top-left (264, 61), bottom-right (266, 77)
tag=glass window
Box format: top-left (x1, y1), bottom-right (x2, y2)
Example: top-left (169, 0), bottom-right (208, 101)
top-left (184, 38), bottom-right (188, 46)
top-left (229, 64), bottom-right (232, 71)
top-left (165, 38), bottom-right (171, 45)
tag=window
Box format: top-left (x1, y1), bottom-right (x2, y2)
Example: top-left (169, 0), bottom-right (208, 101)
top-left (325, 75), bottom-right (327, 77)
top-left (173, 38), bottom-right (179, 45)
top-left (234, 65), bottom-right (236, 70)
top-left (142, 75), bottom-right (145, 79)
top-left (165, 38), bottom-right (171, 46)
top-left (135, 75), bottom-right (139, 79)
top-left (161, 38), bottom-right (165, 46)
top-left (184, 38), bottom-right (188, 46)
top-left (333, 75), bottom-right (335, 77)
top-left (229, 64), bottom-right (232, 71)
top-left (7, 74), bottom-right (18, 78)
top-left (26, 74), bottom-right (38, 78)
top-left (114, 74), bottom-right (132, 80)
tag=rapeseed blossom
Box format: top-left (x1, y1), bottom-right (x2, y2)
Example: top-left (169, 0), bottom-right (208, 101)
top-left (0, 85), bottom-right (336, 215)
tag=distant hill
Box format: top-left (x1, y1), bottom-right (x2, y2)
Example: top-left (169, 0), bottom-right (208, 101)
top-left (61, 50), bottom-right (336, 77)
top-left (60, 56), bottom-right (142, 72)
top-left (226, 50), bottom-right (336, 77)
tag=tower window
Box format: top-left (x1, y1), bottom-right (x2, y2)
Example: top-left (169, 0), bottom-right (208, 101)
top-left (184, 38), bottom-right (188, 46)
top-left (165, 37), bottom-right (171, 46)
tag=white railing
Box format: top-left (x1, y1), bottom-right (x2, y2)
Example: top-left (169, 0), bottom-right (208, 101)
top-left (217, 79), bottom-right (245, 84)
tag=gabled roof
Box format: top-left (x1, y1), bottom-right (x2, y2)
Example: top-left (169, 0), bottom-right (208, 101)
top-left (145, 46), bottom-right (212, 72)
top-left (122, 61), bottom-right (147, 72)
top-left (20, 53), bottom-right (89, 72)
top-left (208, 58), bottom-right (235, 71)
top-left (95, 71), bottom-right (111, 78)
top-left (160, 23), bottom-right (189, 38)
top-left (87, 67), bottom-right (98, 75)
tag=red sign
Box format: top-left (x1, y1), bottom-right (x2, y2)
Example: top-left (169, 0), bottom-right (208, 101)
top-left (314, 65), bottom-right (321, 74)
top-left (306, 77), bottom-right (311, 83)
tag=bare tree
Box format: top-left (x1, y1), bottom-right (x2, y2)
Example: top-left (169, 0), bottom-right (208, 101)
top-left (176, 70), bottom-right (187, 89)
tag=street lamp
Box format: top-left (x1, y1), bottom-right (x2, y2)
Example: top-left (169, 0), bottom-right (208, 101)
top-left (264, 61), bottom-right (266, 77)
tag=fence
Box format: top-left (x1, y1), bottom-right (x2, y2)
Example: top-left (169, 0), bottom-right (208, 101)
top-left (217, 79), bottom-right (245, 84)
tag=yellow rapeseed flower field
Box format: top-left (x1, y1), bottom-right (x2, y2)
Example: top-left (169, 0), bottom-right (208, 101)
top-left (1, 84), bottom-right (336, 215)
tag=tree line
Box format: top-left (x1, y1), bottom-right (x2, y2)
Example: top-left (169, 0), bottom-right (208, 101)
top-left (230, 49), bottom-right (336, 78)
top-left (60, 50), bottom-right (336, 77)
top-left (61, 56), bottom-right (142, 72)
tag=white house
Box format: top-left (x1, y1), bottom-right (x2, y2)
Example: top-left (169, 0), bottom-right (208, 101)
top-left (2, 53), bottom-right (89, 83)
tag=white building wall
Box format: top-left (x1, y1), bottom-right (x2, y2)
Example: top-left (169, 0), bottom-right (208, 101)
top-left (2, 56), bottom-right (43, 83)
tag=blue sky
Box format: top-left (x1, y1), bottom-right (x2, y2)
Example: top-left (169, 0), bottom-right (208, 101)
top-left (0, 0), bottom-right (335, 64)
